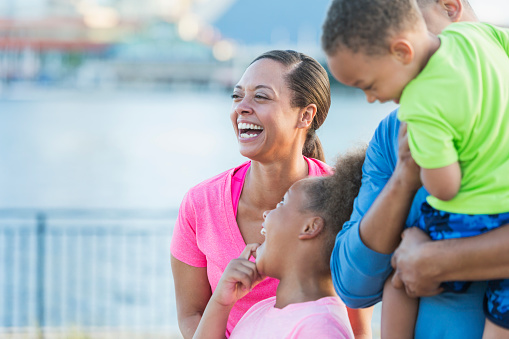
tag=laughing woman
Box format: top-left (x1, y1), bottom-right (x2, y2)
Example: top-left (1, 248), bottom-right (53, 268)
top-left (170, 50), bottom-right (372, 339)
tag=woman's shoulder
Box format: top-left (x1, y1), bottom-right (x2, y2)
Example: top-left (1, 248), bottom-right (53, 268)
top-left (306, 157), bottom-right (333, 176)
top-left (185, 161), bottom-right (250, 199)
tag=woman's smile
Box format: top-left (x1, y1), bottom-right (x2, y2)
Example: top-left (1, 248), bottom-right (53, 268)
top-left (237, 121), bottom-right (264, 140)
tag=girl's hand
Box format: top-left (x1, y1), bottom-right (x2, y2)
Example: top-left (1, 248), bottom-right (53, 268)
top-left (211, 243), bottom-right (265, 308)
top-left (192, 244), bottom-right (264, 339)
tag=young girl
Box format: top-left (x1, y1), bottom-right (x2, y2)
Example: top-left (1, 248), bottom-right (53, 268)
top-left (192, 147), bottom-right (368, 339)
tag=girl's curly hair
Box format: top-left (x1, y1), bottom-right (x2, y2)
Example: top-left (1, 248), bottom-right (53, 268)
top-left (302, 145), bottom-right (367, 262)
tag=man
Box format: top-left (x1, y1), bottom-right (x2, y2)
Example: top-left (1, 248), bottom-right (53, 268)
top-left (325, 0), bottom-right (509, 338)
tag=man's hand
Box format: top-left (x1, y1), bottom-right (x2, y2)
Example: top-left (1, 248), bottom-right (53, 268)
top-left (394, 122), bottom-right (422, 192)
top-left (211, 244), bottom-right (265, 308)
top-left (391, 227), bottom-right (443, 297)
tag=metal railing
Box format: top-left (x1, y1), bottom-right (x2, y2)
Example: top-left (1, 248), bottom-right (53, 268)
top-left (0, 209), bottom-right (181, 338)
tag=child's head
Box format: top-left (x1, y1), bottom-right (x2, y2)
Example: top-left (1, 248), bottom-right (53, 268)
top-left (255, 146), bottom-right (366, 278)
top-left (321, 0), bottom-right (430, 104)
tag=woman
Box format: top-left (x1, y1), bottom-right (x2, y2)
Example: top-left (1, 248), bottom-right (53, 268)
top-left (171, 50), bottom-right (372, 338)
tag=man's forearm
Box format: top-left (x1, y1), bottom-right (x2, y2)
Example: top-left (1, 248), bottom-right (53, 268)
top-left (423, 224), bottom-right (509, 282)
top-left (359, 170), bottom-right (419, 254)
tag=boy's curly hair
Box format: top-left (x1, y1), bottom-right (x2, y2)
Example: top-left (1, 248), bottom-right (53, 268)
top-left (321, 0), bottom-right (422, 55)
top-left (302, 146), bottom-right (366, 262)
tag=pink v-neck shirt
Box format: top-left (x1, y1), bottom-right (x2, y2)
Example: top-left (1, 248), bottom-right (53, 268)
top-left (230, 296), bottom-right (354, 339)
top-left (171, 157), bottom-right (332, 337)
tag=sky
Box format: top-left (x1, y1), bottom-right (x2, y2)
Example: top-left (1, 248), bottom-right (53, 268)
top-left (468, 0), bottom-right (509, 26)
top-left (0, 0), bottom-right (507, 26)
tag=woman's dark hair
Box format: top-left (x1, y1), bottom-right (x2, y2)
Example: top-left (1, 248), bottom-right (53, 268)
top-left (302, 145), bottom-right (366, 264)
top-left (250, 50), bottom-right (331, 162)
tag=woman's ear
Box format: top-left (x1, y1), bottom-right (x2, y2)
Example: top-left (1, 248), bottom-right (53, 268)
top-left (297, 104), bottom-right (317, 129)
top-left (440, 0), bottom-right (463, 22)
top-left (390, 39), bottom-right (414, 65)
top-left (299, 216), bottom-right (324, 240)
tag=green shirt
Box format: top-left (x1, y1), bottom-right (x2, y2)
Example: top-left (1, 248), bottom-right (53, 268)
top-left (399, 22), bottom-right (509, 214)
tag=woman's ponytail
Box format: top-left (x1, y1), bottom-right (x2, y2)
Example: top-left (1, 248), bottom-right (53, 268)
top-left (303, 129), bottom-right (325, 162)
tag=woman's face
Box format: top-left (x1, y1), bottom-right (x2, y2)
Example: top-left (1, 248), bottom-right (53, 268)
top-left (256, 180), bottom-right (310, 277)
top-left (230, 58), bottom-right (303, 161)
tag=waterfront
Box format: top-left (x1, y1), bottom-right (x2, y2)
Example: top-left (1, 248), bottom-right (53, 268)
top-left (0, 0), bottom-right (507, 337)
top-left (0, 85), bottom-right (396, 210)
top-left (0, 85), bottom-right (394, 337)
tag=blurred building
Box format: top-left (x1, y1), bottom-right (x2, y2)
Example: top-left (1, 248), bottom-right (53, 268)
top-left (1, 0), bottom-right (506, 89)
top-left (0, 0), bottom-right (238, 88)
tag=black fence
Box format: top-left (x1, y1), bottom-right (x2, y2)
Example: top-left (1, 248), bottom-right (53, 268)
top-left (0, 209), bottom-right (181, 338)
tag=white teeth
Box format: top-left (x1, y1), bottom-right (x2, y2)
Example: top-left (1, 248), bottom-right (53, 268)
top-left (240, 133), bottom-right (259, 138)
top-left (260, 228), bottom-right (266, 236)
top-left (237, 122), bottom-right (263, 130)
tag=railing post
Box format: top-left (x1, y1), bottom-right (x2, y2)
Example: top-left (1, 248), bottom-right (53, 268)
top-left (35, 212), bottom-right (46, 334)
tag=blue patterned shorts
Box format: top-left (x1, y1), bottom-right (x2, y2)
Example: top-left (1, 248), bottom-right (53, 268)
top-left (415, 202), bottom-right (509, 328)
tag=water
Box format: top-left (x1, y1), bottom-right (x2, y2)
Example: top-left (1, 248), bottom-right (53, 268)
top-left (0, 84), bottom-right (394, 336)
top-left (0, 84), bottom-right (397, 209)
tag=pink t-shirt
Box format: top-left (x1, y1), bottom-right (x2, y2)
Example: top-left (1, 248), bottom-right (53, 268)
top-left (170, 157), bottom-right (332, 337)
top-left (230, 296), bottom-right (354, 339)
top-left (231, 160), bottom-right (250, 218)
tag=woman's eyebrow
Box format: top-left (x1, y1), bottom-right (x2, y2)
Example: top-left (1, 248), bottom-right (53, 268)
top-left (239, 84), bottom-right (274, 91)
top-left (255, 85), bottom-right (276, 95)
top-left (254, 85), bottom-right (272, 90)
top-left (235, 84), bottom-right (276, 93)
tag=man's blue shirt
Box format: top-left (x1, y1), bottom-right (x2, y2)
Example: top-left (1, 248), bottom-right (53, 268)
top-left (331, 109), bottom-right (486, 338)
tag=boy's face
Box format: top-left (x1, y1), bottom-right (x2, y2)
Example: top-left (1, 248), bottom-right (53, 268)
top-left (327, 48), bottom-right (414, 104)
top-left (256, 180), bottom-right (310, 277)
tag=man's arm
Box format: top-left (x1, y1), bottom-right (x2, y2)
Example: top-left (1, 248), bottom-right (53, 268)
top-left (330, 111), bottom-right (422, 308)
top-left (359, 123), bottom-right (421, 254)
top-left (392, 225), bottom-right (509, 297)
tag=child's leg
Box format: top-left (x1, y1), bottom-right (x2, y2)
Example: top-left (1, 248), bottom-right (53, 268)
top-left (483, 279), bottom-right (509, 339)
top-left (381, 272), bottom-right (419, 339)
top-left (482, 319), bottom-right (509, 339)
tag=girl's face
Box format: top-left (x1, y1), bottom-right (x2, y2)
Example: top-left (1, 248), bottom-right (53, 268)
top-left (255, 180), bottom-right (310, 277)
top-left (230, 58), bottom-right (304, 162)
